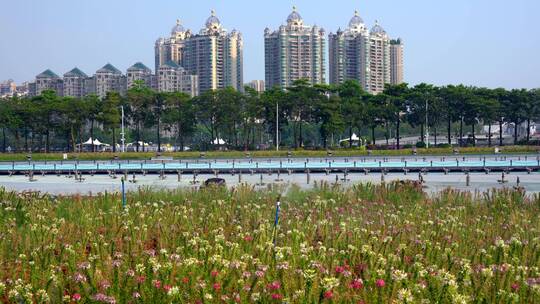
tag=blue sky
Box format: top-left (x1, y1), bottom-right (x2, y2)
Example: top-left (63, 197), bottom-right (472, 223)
top-left (1, 0), bottom-right (539, 88)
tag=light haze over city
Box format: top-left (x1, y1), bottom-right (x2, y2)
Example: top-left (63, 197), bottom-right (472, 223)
top-left (1, 0), bottom-right (539, 88)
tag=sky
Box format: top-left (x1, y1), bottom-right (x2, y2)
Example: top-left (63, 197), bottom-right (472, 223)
top-left (1, 0), bottom-right (539, 89)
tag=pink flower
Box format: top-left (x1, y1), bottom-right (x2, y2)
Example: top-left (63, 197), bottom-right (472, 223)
top-left (267, 281), bottom-right (281, 290)
top-left (511, 282), bottom-right (519, 291)
top-left (244, 235), bottom-right (253, 241)
top-left (72, 293), bottom-right (82, 301)
top-left (255, 270), bottom-right (265, 278)
top-left (164, 285), bottom-right (172, 292)
top-left (271, 293), bottom-right (283, 300)
top-left (77, 262), bottom-right (91, 270)
top-left (349, 279), bottom-right (364, 290)
top-left (153, 280), bottom-right (162, 289)
top-left (99, 280), bottom-right (111, 290)
top-left (73, 272), bottom-right (86, 283)
top-left (213, 283), bottom-right (221, 291)
top-left (376, 279), bottom-right (385, 288)
top-left (324, 290), bottom-right (334, 299)
top-left (211, 270), bottom-right (219, 277)
top-left (132, 292), bottom-right (141, 299)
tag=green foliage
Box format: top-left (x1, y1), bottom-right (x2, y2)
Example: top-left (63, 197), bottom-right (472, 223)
top-left (1, 82), bottom-right (540, 153)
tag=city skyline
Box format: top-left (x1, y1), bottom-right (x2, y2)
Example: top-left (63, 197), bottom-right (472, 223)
top-left (1, 0), bottom-right (539, 88)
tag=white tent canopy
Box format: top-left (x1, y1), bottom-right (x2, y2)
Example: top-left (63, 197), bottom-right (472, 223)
top-left (212, 138), bottom-right (226, 145)
top-left (339, 133), bottom-right (360, 143)
top-left (82, 138), bottom-right (106, 146)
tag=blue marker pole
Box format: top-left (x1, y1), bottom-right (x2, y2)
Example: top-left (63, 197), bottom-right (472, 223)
top-left (273, 196), bottom-right (281, 246)
top-left (121, 177), bottom-right (126, 208)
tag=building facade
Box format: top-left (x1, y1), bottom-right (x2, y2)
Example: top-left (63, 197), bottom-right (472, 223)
top-left (264, 7), bottom-right (326, 89)
top-left (329, 11), bottom-right (402, 94)
top-left (0, 79), bottom-right (16, 97)
top-left (127, 62), bottom-right (153, 89)
top-left (183, 11), bottom-right (243, 92)
top-left (95, 63), bottom-right (127, 99)
top-left (154, 20), bottom-right (191, 73)
top-left (328, 11), bottom-right (370, 88)
top-left (156, 12), bottom-right (243, 93)
top-left (157, 61), bottom-right (199, 97)
top-left (35, 69), bottom-right (63, 96)
top-left (63, 67), bottom-right (89, 98)
top-left (245, 80), bottom-right (265, 93)
top-left (390, 39), bottom-right (404, 85)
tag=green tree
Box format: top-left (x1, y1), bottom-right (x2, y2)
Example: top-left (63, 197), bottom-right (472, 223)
top-left (383, 83), bottom-right (409, 149)
top-left (98, 92), bottom-right (121, 153)
top-left (127, 81), bottom-right (154, 152)
top-left (163, 92), bottom-right (195, 151)
top-left (337, 80), bottom-right (365, 148)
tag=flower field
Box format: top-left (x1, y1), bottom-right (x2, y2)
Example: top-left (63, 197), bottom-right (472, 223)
top-left (1, 183), bottom-right (540, 303)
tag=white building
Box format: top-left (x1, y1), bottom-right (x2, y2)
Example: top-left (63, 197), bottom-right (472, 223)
top-left (95, 63), bottom-right (126, 99)
top-left (157, 61), bottom-right (198, 97)
top-left (264, 7), bottom-right (326, 89)
top-left (329, 11), bottom-right (401, 94)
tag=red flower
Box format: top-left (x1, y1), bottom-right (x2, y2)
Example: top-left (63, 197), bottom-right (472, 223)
top-left (182, 277), bottom-right (189, 284)
top-left (164, 285), bottom-right (172, 292)
top-left (72, 293), bottom-right (81, 301)
top-left (376, 279), bottom-right (385, 288)
top-left (271, 294), bottom-right (283, 300)
top-left (511, 282), bottom-right (519, 291)
top-left (244, 235), bottom-right (253, 241)
top-left (324, 290), bottom-right (334, 299)
top-left (136, 276), bottom-right (146, 283)
top-left (335, 266), bottom-right (345, 274)
top-left (349, 279), bottom-right (364, 289)
top-left (213, 283), bottom-right (221, 291)
top-left (211, 270), bottom-right (219, 277)
top-left (267, 281), bottom-right (281, 290)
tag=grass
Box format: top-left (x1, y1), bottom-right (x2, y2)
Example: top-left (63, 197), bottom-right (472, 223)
top-left (1, 184), bottom-right (540, 303)
top-left (0, 145), bottom-right (539, 162)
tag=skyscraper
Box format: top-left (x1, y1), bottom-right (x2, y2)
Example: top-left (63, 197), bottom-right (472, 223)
top-left (390, 39), bottom-right (404, 85)
top-left (368, 21), bottom-right (391, 94)
top-left (329, 11), bottom-right (402, 94)
top-left (155, 11), bottom-right (244, 93)
top-left (63, 67), bottom-right (89, 98)
top-left (154, 20), bottom-right (190, 73)
top-left (183, 10), bottom-right (243, 92)
top-left (95, 63), bottom-right (126, 99)
top-left (328, 11), bottom-right (370, 88)
top-left (264, 7), bottom-right (326, 89)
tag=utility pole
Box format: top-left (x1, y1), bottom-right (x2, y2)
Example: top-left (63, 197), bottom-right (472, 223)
top-left (121, 106), bottom-right (125, 153)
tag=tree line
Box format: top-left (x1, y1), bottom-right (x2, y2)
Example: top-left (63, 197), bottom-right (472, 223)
top-left (0, 79), bottom-right (539, 153)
